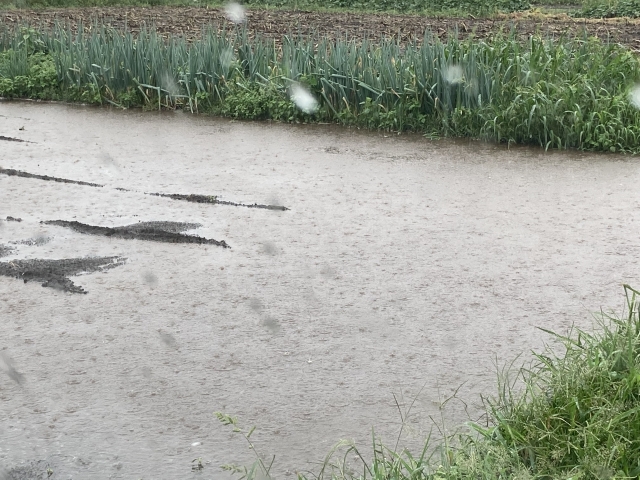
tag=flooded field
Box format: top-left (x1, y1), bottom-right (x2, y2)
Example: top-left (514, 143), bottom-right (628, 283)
top-left (1, 101), bottom-right (639, 479)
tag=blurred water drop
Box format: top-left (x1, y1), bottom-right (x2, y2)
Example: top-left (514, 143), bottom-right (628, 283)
top-left (262, 316), bottom-right (281, 333)
top-left (443, 65), bottom-right (464, 85)
top-left (629, 84), bottom-right (640, 110)
top-left (262, 241), bottom-right (278, 256)
top-left (249, 298), bottom-right (263, 313)
top-left (0, 352), bottom-right (24, 384)
top-left (289, 83), bottom-right (318, 114)
top-left (224, 2), bottom-right (246, 23)
top-left (161, 72), bottom-right (181, 97)
top-left (143, 271), bottom-right (158, 287)
top-left (220, 47), bottom-right (235, 71)
top-left (191, 442), bottom-right (201, 446)
top-left (159, 332), bottom-right (177, 348)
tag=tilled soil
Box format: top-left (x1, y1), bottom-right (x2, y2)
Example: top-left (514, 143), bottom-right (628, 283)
top-left (2, 7), bottom-right (640, 49)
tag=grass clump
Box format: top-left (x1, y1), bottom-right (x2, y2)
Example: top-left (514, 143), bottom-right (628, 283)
top-left (217, 285), bottom-right (640, 479)
top-left (2, 25), bottom-right (640, 152)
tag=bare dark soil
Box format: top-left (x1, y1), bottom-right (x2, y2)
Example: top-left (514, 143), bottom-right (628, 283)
top-left (0, 256), bottom-right (126, 293)
top-left (2, 7), bottom-right (640, 49)
top-left (0, 167), bottom-right (104, 187)
top-left (44, 219), bottom-right (231, 247)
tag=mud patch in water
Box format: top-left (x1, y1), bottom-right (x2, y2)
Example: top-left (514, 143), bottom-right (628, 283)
top-left (148, 192), bottom-right (289, 210)
top-left (43, 220), bottom-right (230, 248)
top-left (3, 460), bottom-right (52, 480)
top-left (0, 256), bottom-right (126, 294)
top-left (0, 135), bottom-right (27, 143)
top-left (0, 168), bottom-right (104, 187)
top-left (10, 235), bottom-right (52, 246)
top-left (0, 244), bottom-right (15, 257)
top-left (6, 216), bottom-right (22, 222)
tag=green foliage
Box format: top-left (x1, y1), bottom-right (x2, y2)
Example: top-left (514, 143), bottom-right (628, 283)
top-left (488, 285), bottom-right (640, 478)
top-left (576, 0), bottom-right (640, 17)
top-left (2, 26), bottom-right (640, 153)
top-left (577, 0), bottom-right (640, 18)
top-left (215, 83), bottom-right (314, 121)
top-left (0, 50), bottom-right (58, 98)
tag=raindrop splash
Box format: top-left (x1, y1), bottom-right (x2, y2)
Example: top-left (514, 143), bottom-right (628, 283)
top-left (289, 83), bottom-right (319, 114)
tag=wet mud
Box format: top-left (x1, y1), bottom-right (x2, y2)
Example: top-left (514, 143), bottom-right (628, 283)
top-left (0, 244), bottom-right (14, 257)
top-left (0, 256), bottom-right (126, 294)
top-left (1, 102), bottom-right (639, 480)
top-left (43, 220), bottom-right (230, 248)
top-left (0, 168), bottom-right (104, 187)
top-left (5, 216), bottom-right (22, 222)
top-left (149, 192), bottom-right (289, 210)
top-left (0, 135), bottom-right (26, 142)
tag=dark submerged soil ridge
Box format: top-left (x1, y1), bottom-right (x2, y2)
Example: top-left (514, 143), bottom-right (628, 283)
top-left (0, 168), bottom-right (104, 187)
top-left (0, 135), bottom-right (26, 142)
top-left (0, 256), bottom-right (126, 293)
top-left (2, 7), bottom-right (640, 49)
top-left (0, 169), bottom-right (283, 210)
top-left (148, 192), bottom-right (289, 210)
top-left (44, 220), bottom-right (231, 248)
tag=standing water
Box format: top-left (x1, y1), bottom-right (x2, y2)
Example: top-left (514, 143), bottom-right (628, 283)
top-left (1, 102), bottom-right (639, 479)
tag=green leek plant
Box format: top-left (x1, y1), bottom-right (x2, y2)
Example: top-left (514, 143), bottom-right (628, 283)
top-left (2, 25), bottom-right (640, 152)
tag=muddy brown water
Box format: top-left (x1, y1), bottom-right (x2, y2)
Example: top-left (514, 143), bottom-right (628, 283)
top-left (1, 101), bottom-right (639, 479)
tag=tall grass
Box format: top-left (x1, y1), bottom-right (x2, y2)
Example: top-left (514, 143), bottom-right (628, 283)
top-left (217, 286), bottom-right (640, 479)
top-left (2, 25), bottom-right (640, 152)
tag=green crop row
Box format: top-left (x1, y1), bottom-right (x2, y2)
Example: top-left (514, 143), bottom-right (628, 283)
top-left (2, 25), bottom-right (640, 152)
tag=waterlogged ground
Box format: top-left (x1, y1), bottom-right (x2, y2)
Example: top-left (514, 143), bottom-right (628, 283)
top-left (1, 101), bottom-right (640, 479)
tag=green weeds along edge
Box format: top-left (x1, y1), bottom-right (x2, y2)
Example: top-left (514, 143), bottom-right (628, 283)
top-left (216, 286), bottom-right (640, 479)
top-left (2, 26), bottom-right (640, 152)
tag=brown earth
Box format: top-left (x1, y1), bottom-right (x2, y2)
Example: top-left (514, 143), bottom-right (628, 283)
top-left (2, 6), bottom-right (640, 50)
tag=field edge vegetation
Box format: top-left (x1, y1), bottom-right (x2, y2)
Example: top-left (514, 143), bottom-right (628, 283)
top-left (2, 25), bottom-right (640, 152)
top-left (216, 285), bottom-right (640, 479)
